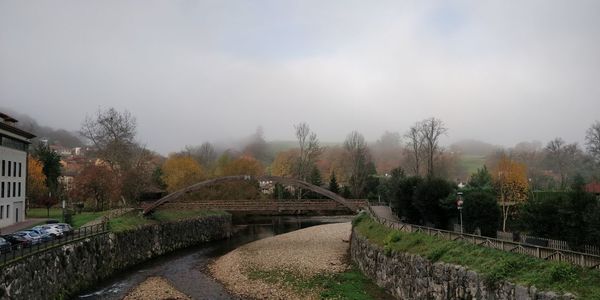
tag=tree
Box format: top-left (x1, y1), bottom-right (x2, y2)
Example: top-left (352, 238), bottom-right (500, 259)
top-left (185, 142), bottom-right (217, 171)
top-left (419, 117), bottom-right (448, 178)
top-left (39, 195), bottom-right (59, 217)
top-left (162, 155), bottom-right (206, 192)
top-left (309, 165), bottom-right (322, 187)
top-left (405, 123), bottom-right (425, 176)
top-left (27, 155), bottom-right (48, 205)
top-left (585, 121), bottom-right (600, 163)
top-left (392, 175), bottom-right (423, 223)
top-left (328, 171), bottom-right (340, 194)
top-left (468, 165), bottom-right (493, 190)
top-left (414, 178), bottom-right (454, 228)
top-left (80, 107), bottom-right (137, 170)
top-left (544, 138), bottom-right (580, 189)
top-left (33, 143), bottom-right (62, 195)
top-left (344, 131), bottom-right (369, 198)
top-left (294, 122), bottom-right (322, 181)
top-left (270, 149), bottom-right (298, 177)
top-left (72, 165), bottom-right (119, 211)
top-left (462, 191), bottom-right (500, 237)
top-left (221, 155), bottom-right (264, 177)
top-left (243, 127), bottom-right (271, 163)
top-left (492, 155), bottom-right (529, 232)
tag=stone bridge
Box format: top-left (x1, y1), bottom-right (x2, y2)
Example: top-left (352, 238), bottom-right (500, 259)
top-left (142, 175), bottom-right (362, 215)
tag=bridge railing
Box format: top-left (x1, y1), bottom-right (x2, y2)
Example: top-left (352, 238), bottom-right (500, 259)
top-left (0, 222), bottom-right (109, 268)
top-left (364, 204), bottom-right (600, 270)
top-left (159, 199), bottom-right (368, 211)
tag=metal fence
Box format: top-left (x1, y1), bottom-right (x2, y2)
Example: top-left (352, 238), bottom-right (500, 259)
top-left (0, 222), bottom-right (109, 268)
top-left (365, 205), bottom-right (600, 270)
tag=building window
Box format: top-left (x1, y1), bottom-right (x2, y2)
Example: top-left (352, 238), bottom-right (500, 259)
top-left (18, 182), bottom-right (21, 197)
top-left (1, 160), bottom-right (4, 176)
top-left (0, 206), bottom-right (3, 219)
top-left (7, 161), bottom-right (11, 178)
top-left (6, 204), bottom-right (9, 218)
top-left (13, 161), bottom-right (17, 177)
top-left (18, 162), bottom-right (22, 177)
top-left (12, 182), bottom-right (16, 197)
top-left (6, 181), bottom-right (9, 198)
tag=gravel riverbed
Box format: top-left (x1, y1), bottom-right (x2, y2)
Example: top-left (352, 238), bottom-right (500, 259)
top-left (209, 222), bottom-right (352, 300)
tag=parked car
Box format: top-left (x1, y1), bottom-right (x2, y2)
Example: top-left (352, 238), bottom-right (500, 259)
top-left (2, 234), bottom-right (30, 248)
top-left (0, 237), bottom-right (11, 253)
top-left (55, 223), bottom-right (73, 235)
top-left (32, 225), bottom-right (64, 238)
top-left (14, 231), bottom-right (44, 245)
top-left (25, 229), bottom-right (54, 242)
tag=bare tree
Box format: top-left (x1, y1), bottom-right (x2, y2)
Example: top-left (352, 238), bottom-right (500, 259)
top-left (294, 122), bottom-right (322, 180)
top-left (80, 107), bottom-right (137, 170)
top-left (420, 117), bottom-right (448, 178)
top-left (344, 131), bottom-right (369, 198)
top-left (185, 142), bottom-right (217, 169)
top-left (586, 121), bottom-right (600, 163)
top-left (405, 123), bottom-right (425, 176)
top-left (545, 138), bottom-right (580, 189)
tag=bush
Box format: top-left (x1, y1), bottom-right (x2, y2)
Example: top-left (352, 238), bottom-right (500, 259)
top-left (462, 191), bottom-right (500, 237)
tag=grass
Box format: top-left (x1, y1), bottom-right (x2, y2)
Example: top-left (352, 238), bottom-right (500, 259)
top-left (108, 209), bottom-right (228, 232)
top-left (27, 208), bottom-right (109, 228)
top-left (353, 213), bottom-right (600, 299)
top-left (459, 154), bottom-right (487, 176)
top-left (247, 265), bottom-right (393, 300)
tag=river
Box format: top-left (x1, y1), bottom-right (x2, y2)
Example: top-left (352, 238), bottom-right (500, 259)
top-left (76, 215), bottom-right (353, 300)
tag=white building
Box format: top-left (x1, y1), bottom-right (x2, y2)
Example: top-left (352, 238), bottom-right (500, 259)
top-left (0, 112), bottom-right (35, 229)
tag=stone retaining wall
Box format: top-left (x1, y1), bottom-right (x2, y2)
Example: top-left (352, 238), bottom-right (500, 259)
top-left (0, 215), bottom-right (232, 300)
top-left (350, 228), bottom-right (574, 300)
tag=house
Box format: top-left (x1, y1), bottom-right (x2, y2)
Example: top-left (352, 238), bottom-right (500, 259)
top-left (585, 182), bottom-right (600, 201)
top-left (0, 112), bottom-right (35, 228)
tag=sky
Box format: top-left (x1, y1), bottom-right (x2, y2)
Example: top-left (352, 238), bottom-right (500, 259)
top-left (1, 1), bottom-right (599, 154)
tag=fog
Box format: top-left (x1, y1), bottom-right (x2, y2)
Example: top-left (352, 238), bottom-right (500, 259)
top-left (1, 1), bottom-right (599, 154)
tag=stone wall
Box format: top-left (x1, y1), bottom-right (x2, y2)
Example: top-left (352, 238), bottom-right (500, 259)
top-left (0, 215), bottom-right (232, 300)
top-left (350, 229), bottom-right (574, 300)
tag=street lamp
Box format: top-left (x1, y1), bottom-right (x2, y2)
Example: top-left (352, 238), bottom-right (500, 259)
top-left (456, 192), bottom-right (464, 234)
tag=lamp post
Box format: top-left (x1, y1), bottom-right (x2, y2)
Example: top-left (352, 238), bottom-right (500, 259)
top-left (457, 192), bottom-right (464, 234)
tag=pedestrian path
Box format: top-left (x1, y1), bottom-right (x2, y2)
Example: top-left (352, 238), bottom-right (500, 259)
top-left (0, 218), bottom-right (48, 235)
top-left (370, 205), bottom-right (399, 222)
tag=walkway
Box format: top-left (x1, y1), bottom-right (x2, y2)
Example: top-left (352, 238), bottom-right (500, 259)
top-left (0, 218), bottom-right (48, 235)
top-left (370, 205), bottom-right (399, 222)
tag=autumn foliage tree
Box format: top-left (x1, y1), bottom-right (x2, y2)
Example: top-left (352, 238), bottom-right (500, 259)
top-left (27, 155), bottom-right (48, 205)
top-left (492, 154), bottom-right (529, 232)
top-left (72, 164), bottom-right (120, 211)
top-left (162, 155), bottom-right (206, 192)
top-left (221, 155), bottom-right (264, 177)
top-left (270, 149), bottom-right (298, 177)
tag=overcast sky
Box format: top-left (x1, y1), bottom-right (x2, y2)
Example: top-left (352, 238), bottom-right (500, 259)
top-left (1, 1), bottom-right (599, 154)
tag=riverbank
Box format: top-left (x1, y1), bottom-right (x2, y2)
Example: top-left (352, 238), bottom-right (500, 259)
top-left (210, 222), bottom-right (392, 299)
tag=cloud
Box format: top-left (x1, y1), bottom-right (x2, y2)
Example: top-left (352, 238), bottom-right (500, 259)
top-left (1, 1), bottom-right (599, 154)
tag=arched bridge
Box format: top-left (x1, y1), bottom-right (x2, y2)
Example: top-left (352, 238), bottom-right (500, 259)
top-left (142, 175), bottom-right (362, 215)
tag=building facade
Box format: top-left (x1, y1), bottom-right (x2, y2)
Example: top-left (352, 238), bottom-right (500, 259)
top-left (0, 113), bottom-right (35, 228)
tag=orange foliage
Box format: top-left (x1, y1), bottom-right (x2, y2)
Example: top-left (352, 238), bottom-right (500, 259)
top-left (221, 155), bottom-right (264, 177)
top-left (27, 155), bottom-right (48, 203)
top-left (492, 154), bottom-right (529, 231)
top-left (270, 149), bottom-right (298, 177)
top-left (162, 155), bottom-right (206, 192)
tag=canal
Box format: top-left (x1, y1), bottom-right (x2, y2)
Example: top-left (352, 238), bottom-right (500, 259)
top-left (77, 215), bottom-right (353, 300)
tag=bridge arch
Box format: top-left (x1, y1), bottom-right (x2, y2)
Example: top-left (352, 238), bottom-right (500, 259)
top-left (142, 175), bottom-right (358, 215)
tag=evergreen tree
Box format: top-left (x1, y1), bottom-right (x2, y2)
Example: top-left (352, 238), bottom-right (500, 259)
top-left (34, 143), bottom-right (62, 196)
top-left (468, 165), bottom-right (493, 190)
top-left (328, 171), bottom-right (340, 194)
top-left (309, 165), bottom-right (322, 187)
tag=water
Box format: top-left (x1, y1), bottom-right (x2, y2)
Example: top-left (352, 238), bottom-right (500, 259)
top-left (77, 215), bottom-right (353, 300)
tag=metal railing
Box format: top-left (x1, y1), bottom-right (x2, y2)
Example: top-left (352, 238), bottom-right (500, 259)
top-left (365, 205), bottom-right (600, 270)
top-left (0, 222), bottom-right (109, 268)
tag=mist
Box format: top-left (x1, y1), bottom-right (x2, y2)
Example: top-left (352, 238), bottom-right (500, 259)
top-left (1, 1), bottom-right (599, 154)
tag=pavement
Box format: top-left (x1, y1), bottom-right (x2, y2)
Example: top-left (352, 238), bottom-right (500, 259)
top-left (370, 205), bottom-right (400, 222)
top-left (0, 218), bottom-right (49, 235)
